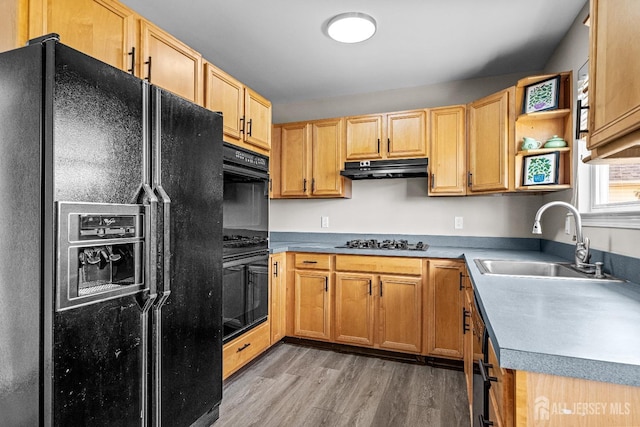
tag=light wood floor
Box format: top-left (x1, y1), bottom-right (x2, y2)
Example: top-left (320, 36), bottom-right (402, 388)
top-left (214, 343), bottom-right (470, 427)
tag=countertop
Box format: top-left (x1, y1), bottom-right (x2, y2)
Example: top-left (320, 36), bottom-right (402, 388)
top-left (270, 239), bottom-right (640, 387)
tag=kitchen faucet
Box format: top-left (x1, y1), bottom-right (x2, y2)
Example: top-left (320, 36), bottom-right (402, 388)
top-left (532, 201), bottom-right (593, 271)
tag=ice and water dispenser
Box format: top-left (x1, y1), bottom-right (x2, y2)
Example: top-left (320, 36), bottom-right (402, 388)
top-left (56, 202), bottom-right (147, 310)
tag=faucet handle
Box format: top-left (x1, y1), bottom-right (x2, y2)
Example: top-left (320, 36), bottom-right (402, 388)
top-left (575, 236), bottom-right (591, 265)
top-left (583, 237), bottom-right (591, 263)
top-left (594, 262), bottom-right (604, 278)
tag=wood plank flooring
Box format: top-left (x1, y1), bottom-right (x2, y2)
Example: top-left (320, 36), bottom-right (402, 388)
top-left (214, 343), bottom-right (470, 427)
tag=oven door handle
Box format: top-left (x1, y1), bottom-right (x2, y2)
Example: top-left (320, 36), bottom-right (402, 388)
top-left (223, 163), bottom-right (269, 181)
top-left (223, 251), bottom-right (269, 268)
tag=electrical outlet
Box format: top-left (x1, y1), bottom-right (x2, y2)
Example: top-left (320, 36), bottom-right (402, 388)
top-left (454, 216), bottom-right (463, 229)
top-left (565, 215), bottom-right (571, 234)
top-left (321, 216), bottom-right (329, 228)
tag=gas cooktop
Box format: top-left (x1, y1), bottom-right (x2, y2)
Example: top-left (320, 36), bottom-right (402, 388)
top-left (336, 239), bottom-right (428, 251)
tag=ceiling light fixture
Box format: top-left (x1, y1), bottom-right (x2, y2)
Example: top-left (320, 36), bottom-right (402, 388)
top-left (327, 12), bottom-right (377, 44)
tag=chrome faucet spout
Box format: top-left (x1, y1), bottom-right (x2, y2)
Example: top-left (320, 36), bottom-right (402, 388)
top-left (532, 201), bottom-right (589, 268)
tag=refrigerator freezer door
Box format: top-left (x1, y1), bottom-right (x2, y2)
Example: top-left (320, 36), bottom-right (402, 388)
top-left (50, 43), bottom-right (151, 426)
top-left (0, 43), bottom-right (43, 427)
top-left (150, 87), bottom-right (223, 426)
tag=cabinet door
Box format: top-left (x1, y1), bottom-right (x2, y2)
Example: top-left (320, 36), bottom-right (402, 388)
top-left (34, 0), bottom-right (135, 71)
top-left (345, 114), bottom-right (384, 160)
top-left (311, 118), bottom-right (345, 197)
top-left (244, 87), bottom-right (272, 151)
top-left (139, 20), bottom-right (202, 105)
top-left (378, 275), bottom-right (422, 353)
top-left (468, 88), bottom-right (513, 193)
top-left (426, 260), bottom-right (464, 359)
top-left (204, 62), bottom-right (243, 141)
top-left (334, 273), bottom-right (375, 346)
top-left (429, 106), bottom-right (467, 195)
top-left (270, 253), bottom-right (286, 344)
top-left (588, 0), bottom-right (640, 150)
top-left (463, 289), bottom-right (474, 423)
top-left (270, 125), bottom-right (282, 198)
top-left (386, 110), bottom-right (427, 159)
top-left (294, 270), bottom-right (331, 340)
top-left (280, 123), bottom-right (309, 197)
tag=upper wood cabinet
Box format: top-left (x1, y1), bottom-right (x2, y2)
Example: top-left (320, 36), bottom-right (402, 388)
top-left (274, 118), bottom-right (351, 199)
top-left (204, 62), bottom-right (271, 155)
top-left (586, 0), bottom-right (640, 161)
top-left (23, 0), bottom-right (206, 106)
top-left (139, 20), bottom-right (202, 105)
top-left (27, 0), bottom-right (136, 71)
top-left (425, 259), bottom-right (465, 360)
top-left (244, 88), bottom-right (271, 152)
top-left (428, 105), bottom-right (467, 196)
top-left (345, 109), bottom-right (427, 161)
top-left (467, 88), bottom-right (515, 193)
top-left (279, 122), bottom-right (308, 197)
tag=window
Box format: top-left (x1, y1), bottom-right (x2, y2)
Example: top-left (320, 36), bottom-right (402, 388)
top-left (592, 164), bottom-right (640, 211)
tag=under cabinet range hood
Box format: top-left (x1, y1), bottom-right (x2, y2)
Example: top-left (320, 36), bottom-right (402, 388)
top-left (340, 158), bottom-right (428, 180)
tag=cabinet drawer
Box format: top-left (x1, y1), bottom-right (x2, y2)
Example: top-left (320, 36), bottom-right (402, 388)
top-left (294, 253), bottom-right (332, 270)
top-left (335, 255), bottom-right (422, 275)
top-left (223, 321), bottom-right (270, 379)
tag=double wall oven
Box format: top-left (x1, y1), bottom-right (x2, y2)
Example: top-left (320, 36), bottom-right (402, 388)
top-left (222, 144), bottom-right (269, 343)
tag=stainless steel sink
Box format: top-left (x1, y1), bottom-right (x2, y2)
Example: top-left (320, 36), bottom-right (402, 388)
top-left (474, 259), bottom-right (623, 281)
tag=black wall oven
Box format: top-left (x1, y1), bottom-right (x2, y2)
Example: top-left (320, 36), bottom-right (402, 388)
top-left (222, 144), bottom-right (269, 343)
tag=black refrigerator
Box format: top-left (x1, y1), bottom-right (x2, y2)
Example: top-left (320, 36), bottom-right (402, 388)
top-left (0, 35), bottom-right (223, 426)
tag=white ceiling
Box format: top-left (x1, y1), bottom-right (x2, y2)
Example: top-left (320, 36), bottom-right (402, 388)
top-left (121, 0), bottom-right (587, 105)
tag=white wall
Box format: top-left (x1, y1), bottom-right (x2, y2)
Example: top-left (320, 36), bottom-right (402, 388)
top-left (271, 179), bottom-right (542, 237)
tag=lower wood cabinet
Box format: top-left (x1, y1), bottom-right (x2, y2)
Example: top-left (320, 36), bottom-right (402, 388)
top-left (294, 269), bottom-right (332, 340)
top-left (222, 320), bottom-right (271, 380)
top-left (334, 255), bottom-right (422, 353)
top-left (377, 274), bottom-right (422, 353)
top-left (293, 253), bottom-right (333, 341)
top-left (425, 259), bottom-right (465, 359)
top-left (269, 253), bottom-right (286, 344)
top-left (334, 273), bottom-right (375, 346)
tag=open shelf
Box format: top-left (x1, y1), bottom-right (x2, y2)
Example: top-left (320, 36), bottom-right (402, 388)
top-left (516, 108), bottom-right (571, 122)
top-left (514, 72), bottom-right (573, 192)
top-left (517, 147), bottom-right (570, 156)
top-left (517, 184), bottom-right (572, 192)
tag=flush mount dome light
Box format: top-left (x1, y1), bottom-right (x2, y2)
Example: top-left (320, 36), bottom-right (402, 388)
top-left (327, 12), bottom-right (376, 43)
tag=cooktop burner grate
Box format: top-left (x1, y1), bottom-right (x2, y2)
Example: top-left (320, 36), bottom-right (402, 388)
top-left (336, 239), bottom-right (428, 251)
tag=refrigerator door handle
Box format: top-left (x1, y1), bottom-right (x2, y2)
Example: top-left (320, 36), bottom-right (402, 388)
top-left (155, 184), bottom-right (172, 299)
top-left (133, 182), bottom-right (159, 427)
top-left (134, 183), bottom-right (159, 300)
